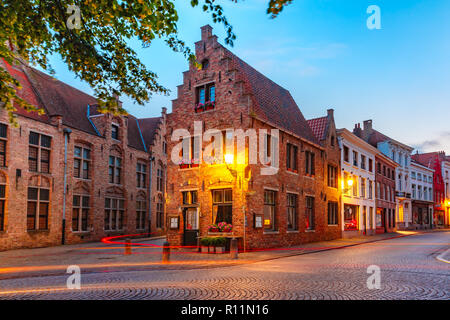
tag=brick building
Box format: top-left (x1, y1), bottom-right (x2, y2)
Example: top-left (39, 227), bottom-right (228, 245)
top-left (0, 58), bottom-right (167, 251)
top-left (374, 152), bottom-right (399, 233)
top-left (166, 26), bottom-right (342, 250)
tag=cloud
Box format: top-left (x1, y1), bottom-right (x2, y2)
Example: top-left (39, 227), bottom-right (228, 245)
top-left (413, 131), bottom-right (450, 153)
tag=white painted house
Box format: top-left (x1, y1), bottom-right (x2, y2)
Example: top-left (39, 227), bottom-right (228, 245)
top-left (410, 161), bottom-right (434, 229)
top-left (337, 129), bottom-right (377, 237)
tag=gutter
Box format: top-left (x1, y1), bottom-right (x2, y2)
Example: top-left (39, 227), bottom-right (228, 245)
top-left (87, 104), bottom-right (101, 136)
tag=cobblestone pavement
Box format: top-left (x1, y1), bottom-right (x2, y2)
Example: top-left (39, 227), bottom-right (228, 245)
top-left (0, 232), bottom-right (448, 300)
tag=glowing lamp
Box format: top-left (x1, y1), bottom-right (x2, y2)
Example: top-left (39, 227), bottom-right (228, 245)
top-left (347, 179), bottom-right (354, 187)
top-left (224, 153), bottom-right (234, 164)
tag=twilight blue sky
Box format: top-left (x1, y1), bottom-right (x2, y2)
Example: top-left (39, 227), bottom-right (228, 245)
top-left (44, 0), bottom-right (450, 153)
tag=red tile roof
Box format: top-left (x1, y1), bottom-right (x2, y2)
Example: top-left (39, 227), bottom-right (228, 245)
top-left (136, 117), bottom-right (162, 151)
top-left (307, 116), bottom-right (328, 141)
top-left (412, 151), bottom-right (447, 168)
top-left (222, 47), bottom-right (320, 145)
top-left (1, 59), bottom-right (160, 152)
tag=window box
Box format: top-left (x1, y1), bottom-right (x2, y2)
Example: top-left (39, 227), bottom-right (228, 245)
top-left (204, 101), bottom-right (215, 111)
top-left (190, 163), bottom-right (199, 168)
top-left (287, 168), bottom-right (298, 173)
top-left (179, 164), bottom-right (189, 169)
top-left (194, 103), bottom-right (205, 113)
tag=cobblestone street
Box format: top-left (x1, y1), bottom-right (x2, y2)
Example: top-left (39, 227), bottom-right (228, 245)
top-left (0, 231), bottom-right (448, 300)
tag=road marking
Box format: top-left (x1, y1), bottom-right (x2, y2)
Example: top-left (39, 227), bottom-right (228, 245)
top-left (436, 249), bottom-right (450, 264)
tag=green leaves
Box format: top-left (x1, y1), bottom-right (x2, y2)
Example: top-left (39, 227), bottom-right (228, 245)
top-left (0, 0), bottom-right (237, 123)
top-left (0, 0), bottom-right (291, 124)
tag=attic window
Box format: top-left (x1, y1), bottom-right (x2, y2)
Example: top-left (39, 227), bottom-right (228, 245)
top-left (194, 83), bottom-right (216, 113)
top-left (112, 124), bottom-right (119, 140)
top-left (201, 59), bottom-right (209, 70)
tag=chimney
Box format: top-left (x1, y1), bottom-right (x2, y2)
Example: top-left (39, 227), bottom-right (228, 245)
top-left (327, 108), bottom-right (334, 119)
top-left (363, 120), bottom-right (373, 133)
top-left (353, 123), bottom-right (362, 137)
top-left (201, 25), bottom-right (213, 41)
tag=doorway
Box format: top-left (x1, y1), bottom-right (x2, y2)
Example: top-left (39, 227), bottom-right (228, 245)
top-left (183, 207), bottom-right (199, 246)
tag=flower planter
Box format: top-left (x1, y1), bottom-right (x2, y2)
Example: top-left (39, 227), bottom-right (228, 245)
top-left (215, 246), bottom-right (225, 254)
top-left (201, 246), bottom-right (209, 253)
top-left (191, 163), bottom-right (199, 168)
top-left (179, 164), bottom-right (189, 169)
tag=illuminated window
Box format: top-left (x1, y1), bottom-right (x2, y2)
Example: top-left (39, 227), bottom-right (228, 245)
top-left (264, 190), bottom-right (276, 231)
top-left (182, 191), bottom-right (198, 205)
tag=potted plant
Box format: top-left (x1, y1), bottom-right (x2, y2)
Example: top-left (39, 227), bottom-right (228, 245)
top-left (204, 101), bottom-right (215, 111)
top-left (195, 103), bottom-right (205, 113)
top-left (200, 237), bottom-right (210, 253)
top-left (214, 237), bottom-right (226, 254)
top-left (208, 224), bottom-right (219, 233)
top-left (217, 222), bottom-right (232, 233)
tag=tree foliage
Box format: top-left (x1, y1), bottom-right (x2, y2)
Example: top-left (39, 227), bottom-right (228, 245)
top-left (0, 0), bottom-right (289, 125)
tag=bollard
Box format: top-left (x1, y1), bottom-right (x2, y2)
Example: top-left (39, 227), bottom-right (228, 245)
top-left (229, 238), bottom-right (238, 259)
top-left (124, 238), bottom-right (132, 255)
top-left (162, 241), bottom-right (170, 264)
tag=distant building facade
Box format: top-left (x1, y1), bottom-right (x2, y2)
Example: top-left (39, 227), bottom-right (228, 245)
top-left (375, 152), bottom-right (399, 233)
top-left (354, 120), bottom-right (414, 230)
top-left (410, 161), bottom-right (434, 229)
top-left (337, 129), bottom-right (376, 237)
top-left (412, 151), bottom-right (448, 227)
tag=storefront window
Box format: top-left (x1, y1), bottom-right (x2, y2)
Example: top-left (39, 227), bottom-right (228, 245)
top-left (344, 204), bottom-right (358, 231)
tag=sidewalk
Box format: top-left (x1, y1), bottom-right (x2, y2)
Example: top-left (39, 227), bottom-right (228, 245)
top-left (0, 229), bottom-right (446, 280)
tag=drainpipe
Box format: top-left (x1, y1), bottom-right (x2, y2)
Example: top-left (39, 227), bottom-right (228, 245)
top-left (148, 153), bottom-right (155, 235)
top-left (62, 128), bottom-right (72, 245)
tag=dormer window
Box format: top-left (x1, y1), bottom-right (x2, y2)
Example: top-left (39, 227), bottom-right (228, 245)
top-left (112, 124), bottom-right (119, 140)
top-left (194, 83), bottom-right (216, 113)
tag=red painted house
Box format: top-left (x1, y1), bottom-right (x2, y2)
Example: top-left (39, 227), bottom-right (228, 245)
top-left (412, 151), bottom-right (447, 227)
